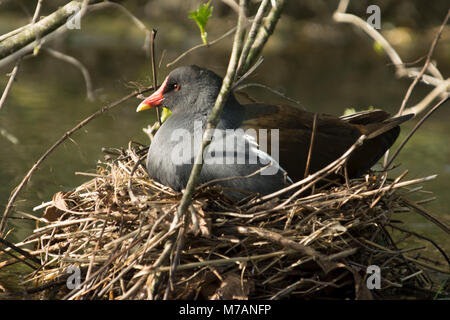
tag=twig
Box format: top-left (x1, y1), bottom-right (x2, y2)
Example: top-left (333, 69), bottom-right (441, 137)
top-left (146, 2), bottom-right (250, 295)
top-left (0, 237), bottom-right (41, 266)
top-left (144, 1), bottom-right (260, 294)
top-left (231, 56), bottom-right (264, 90)
top-left (241, 0), bottom-right (286, 74)
top-left (150, 29), bottom-right (161, 125)
top-left (0, 1), bottom-right (84, 60)
top-left (403, 78), bottom-right (449, 115)
top-left (388, 224), bottom-right (450, 267)
top-left (333, 0), bottom-right (402, 72)
top-left (176, 0), bottom-right (248, 222)
top-left (0, 58), bottom-right (21, 110)
top-left (166, 27), bottom-right (237, 68)
top-left (304, 113), bottom-right (318, 178)
top-left (222, 0), bottom-right (241, 14)
top-left (0, 24), bottom-right (30, 42)
top-left (196, 160), bottom-right (272, 190)
top-left (260, 135), bottom-right (366, 204)
top-left (384, 96), bottom-right (449, 170)
top-left (89, 1), bottom-right (150, 38)
top-left (236, 0), bottom-right (269, 76)
top-left (145, 250), bottom-right (295, 274)
top-left (333, 1), bottom-right (449, 116)
top-left (235, 82), bottom-right (302, 105)
top-left (401, 198), bottom-right (450, 235)
top-left (44, 48), bottom-right (95, 101)
top-left (397, 9), bottom-right (450, 116)
top-left (0, 0), bottom-right (148, 68)
top-left (0, 86), bottom-right (154, 236)
top-left (0, 0), bottom-right (43, 110)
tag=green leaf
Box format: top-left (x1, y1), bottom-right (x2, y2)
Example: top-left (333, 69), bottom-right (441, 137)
top-left (161, 107), bottom-right (172, 123)
top-left (373, 41), bottom-right (383, 55)
top-left (343, 108), bottom-right (357, 116)
top-left (189, 1), bottom-right (213, 45)
top-left (343, 106), bottom-right (375, 116)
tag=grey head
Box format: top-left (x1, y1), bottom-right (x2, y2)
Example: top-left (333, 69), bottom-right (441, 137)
top-left (160, 65), bottom-right (224, 115)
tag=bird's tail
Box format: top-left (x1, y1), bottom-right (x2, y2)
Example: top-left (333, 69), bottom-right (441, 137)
top-left (364, 113), bottom-right (414, 139)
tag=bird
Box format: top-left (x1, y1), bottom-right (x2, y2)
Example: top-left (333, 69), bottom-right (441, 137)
top-left (136, 65), bottom-right (412, 200)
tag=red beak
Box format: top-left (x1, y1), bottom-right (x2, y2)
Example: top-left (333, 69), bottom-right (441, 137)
top-left (136, 76), bottom-right (169, 112)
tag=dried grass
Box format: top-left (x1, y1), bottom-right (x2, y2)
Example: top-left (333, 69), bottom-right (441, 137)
top-left (2, 141), bottom-right (449, 300)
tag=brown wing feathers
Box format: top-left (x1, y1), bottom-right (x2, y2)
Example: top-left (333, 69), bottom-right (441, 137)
top-left (241, 104), bottom-right (412, 181)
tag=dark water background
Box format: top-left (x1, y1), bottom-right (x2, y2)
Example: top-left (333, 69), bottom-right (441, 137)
top-left (0, 0), bottom-right (448, 292)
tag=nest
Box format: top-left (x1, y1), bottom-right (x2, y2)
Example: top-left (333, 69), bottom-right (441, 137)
top-left (4, 141), bottom-right (449, 300)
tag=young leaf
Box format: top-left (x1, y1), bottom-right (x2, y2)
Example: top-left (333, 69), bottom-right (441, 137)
top-left (343, 107), bottom-right (357, 116)
top-left (189, 1), bottom-right (213, 45)
top-left (343, 106), bottom-right (375, 116)
top-left (161, 107), bottom-right (172, 123)
top-left (373, 41), bottom-right (384, 55)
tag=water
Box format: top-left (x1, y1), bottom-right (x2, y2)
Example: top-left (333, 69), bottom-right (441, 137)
top-left (0, 6), bottom-right (449, 292)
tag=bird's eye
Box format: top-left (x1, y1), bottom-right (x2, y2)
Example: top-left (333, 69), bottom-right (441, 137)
top-left (173, 83), bottom-right (181, 91)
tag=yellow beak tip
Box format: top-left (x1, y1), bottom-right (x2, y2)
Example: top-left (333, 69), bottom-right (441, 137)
top-left (136, 103), bottom-right (151, 112)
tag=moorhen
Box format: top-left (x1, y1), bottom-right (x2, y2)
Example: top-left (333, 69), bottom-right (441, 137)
top-left (136, 65), bottom-right (412, 200)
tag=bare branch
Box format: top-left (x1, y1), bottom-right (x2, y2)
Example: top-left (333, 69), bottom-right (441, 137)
top-left (0, 85), bottom-right (155, 236)
top-left (403, 78), bottom-right (449, 115)
top-left (333, 1), bottom-right (449, 116)
top-left (241, 0), bottom-right (286, 74)
top-left (88, 1), bottom-right (152, 53)
top-left (333, 2), bottom-right (403, 74)
top-left (0, 0), bottom-right (155, 108)
top-left (176, 0), bottom-right (248, 222)
top-left (396, 9), bottom-right (450, 116)
top-left (221, 0), bottom-right (240, 14)
top-left (166, 27), bottom-right (236, 68)
top-left (0, 1), bottom-right (82, 60)
top-left (237, 0), bottom-right (269, 76)
top-left (235, 82), bottom-right (302, 106)
top-left (384, 96), bottom-right (449, 171)
top-left (0, 0), bottom-right (44, 110)
top-left (44, 48), bottom-right (95, 101)
top-left (0, 24), bottom-right (30, 43)
top-left (0, 58), bottom-right (21, 110)
top-left (150, 29), bottom-right (161, 125)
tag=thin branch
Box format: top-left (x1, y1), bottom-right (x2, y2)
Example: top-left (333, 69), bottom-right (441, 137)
top-left (333, 2), bottom-right (403, 75)
top-left (0, 86), bottom-right (155, 236)
top-left (150, 29), bottom-right (161, 125)
top-left (221, 0), bottom-right (241, 14)
top-left (388, 224), bottom-right (450, 266)
top-left (384, 96), bottom-right (448, 171)
top-left (0, 0), bottom-right (151, 69)
top-left (235, 82), bottom-right (302, 105)
top-left (402, 78), bottom-right (449, 115)
top-left (397, 9), bottom-right (450, 116)
top-left (261, 135), bottom-right (366, 204)
top-left (304, 113), bottom-right (318, 178)
top-left (0, 237), bottom-right (41, 267)
top-left (166, 27), bottom-right (237, 68)
top-left (241, 0), bottom-right (286, 74)
top-left (0, 127), bottom-right (19, 144)
top-left (0, 24), bottom-right (30, 42)
top-left (44, 48), bottom-right (95, 101)
top-left (0, 58), bottom-right (21, 110)
top-left (0, 0), bottom-right (43, 110)
top-left (176, 0), bottom-right (248, 222)
top-left (31, 0), bottom-right (44, 22)
top-left (88, 1), bottom-right (152, 54)
top-left (232, 55), bottom-right (264, 90)
top-left (401, 198), bottom-right (450, 235)
top-left (333, 1), bottom-right (449, 116)
top-left (236, 0), bottom-right (269, 77)
top-left (0, 1), bottom-right (84, 59)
